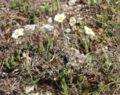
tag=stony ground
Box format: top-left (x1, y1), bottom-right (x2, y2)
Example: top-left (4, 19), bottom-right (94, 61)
top-left (0, 0), bottom-right (120, 95)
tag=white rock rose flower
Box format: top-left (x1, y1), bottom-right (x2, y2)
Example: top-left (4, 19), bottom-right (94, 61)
top-left (12, 28), bottom-right (24, 39)
top-left (54, 13), bottom-right (66, 23)
top-left (84, 26), bottom-right (95, 36)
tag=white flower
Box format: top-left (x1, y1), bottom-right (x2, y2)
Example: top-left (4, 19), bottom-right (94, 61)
top-left (24, 24), bottom-right (36, 31)
top-left (12, 28), bottom-right (24, 39)
top-left (41, 24), bottom-right (54, 32)
top-left (69, 17), bottom-right (76, 26)
top-left (65, 28), bottom-right (71, 33)
top-left (54, 13), bottom-right (66, 23)
top-left (48, 17), bottom-right (53, 24)
top-left (84, 26), bottom-right (95, 36)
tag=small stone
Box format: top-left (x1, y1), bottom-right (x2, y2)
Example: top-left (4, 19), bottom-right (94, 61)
top-left (68, 0), bottom-right (78, 6)
top-left (48, 17), bottom-right (53, 24)
top-left (65, 28), bottom-right (71, 33)
top-left (24, 24), bottom-right (36, 31)
top-left (25, 85), bottom-right (35, 94)
top-left (41, 24), bottom-right (54, 32)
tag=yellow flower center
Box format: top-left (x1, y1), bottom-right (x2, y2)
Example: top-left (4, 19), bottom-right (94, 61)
top-left (58, 16), bottom-right (63, 22)
top-left (15, 31), bottom-right (20, 36)
top-left (88, 28), bottom-right (92, 32)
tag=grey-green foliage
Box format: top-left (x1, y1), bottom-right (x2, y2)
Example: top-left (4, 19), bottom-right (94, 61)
top-left (10, 0), bottom-right (41, 23)
top-left (40, 0), bottom-right (61, 15)
top-left (11, 0), bottom-right (30, 14)
top-left (4, 50), bottom-right (20, 70)
top-left (59, 68), bottom-right (73, 95)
